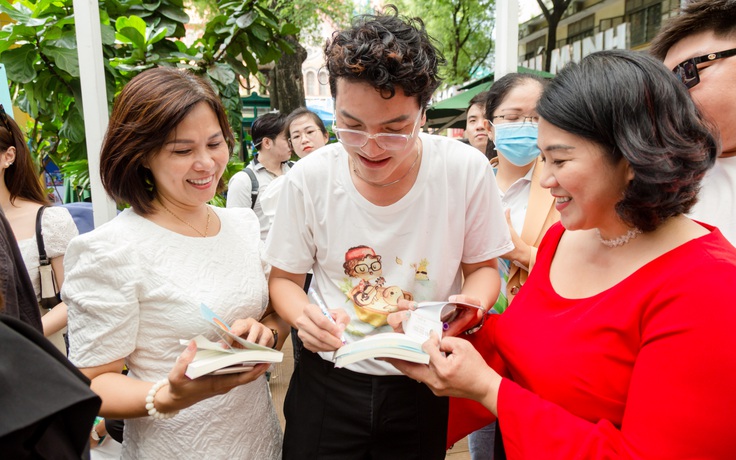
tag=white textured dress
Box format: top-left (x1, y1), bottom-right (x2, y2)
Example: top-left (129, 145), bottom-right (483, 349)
top-left (63, 206), bottom-right (282, 460)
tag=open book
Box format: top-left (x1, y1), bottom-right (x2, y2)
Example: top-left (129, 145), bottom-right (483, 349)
top-left (332, 300), bottom-right (482, 368)
top-left (180, 304), bottom-right (283, 379)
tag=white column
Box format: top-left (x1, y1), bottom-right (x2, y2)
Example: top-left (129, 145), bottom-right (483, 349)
top-left (73, 0), bottom-right (117, 227)
top-left (494, 0), bottom-right (520, 80)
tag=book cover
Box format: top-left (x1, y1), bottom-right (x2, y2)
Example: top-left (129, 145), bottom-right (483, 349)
top-left (181, 304), bottom-right (284, 379)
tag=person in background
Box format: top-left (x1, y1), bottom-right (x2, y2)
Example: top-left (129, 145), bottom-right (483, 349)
top-left (0, 104), bottom-right (77, 351)
top-left (265, 7), bottom-right (511, 459)
top-left (464, 91), bottom-right (489, 156)
top-left (259, 107), bottom-right (329, 222)
top-left (63, 67), bottom-right (287, 459)
top-left (650, 0), bottom-right (736, 245)
top-left (465, 73), bottom-right (559, 460)
top-left (485, 74), bottom-right (559, 311)
top-left (227, 112), bottom-right (292, 240)
top-left (0, 209), bottom-right (42, 331)
top-left (287, 107), bottom-right (330, 158)
top-left (260, 108), bottom-right (330, 366)
top-left (389, 50), bottom-right (736, 459)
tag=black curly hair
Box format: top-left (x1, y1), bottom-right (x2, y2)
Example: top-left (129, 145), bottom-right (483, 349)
top-left (537, 50), bottom-right (719, 232)
top-left (324, 5), bottom-right (445, 109)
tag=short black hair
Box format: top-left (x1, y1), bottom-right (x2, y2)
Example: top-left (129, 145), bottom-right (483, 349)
top-left (324, 5), bottom-right (445, 109)
top-left (650, 0), bottom-right (736, 60)
top-left (483, 73), bottom-right (547, 121)
top-left (467, 91), bottom-right (487, 110)
top-left (251, 112), bottom-right (287, 151)
top-left (537, 50), bottom-right (719, 232)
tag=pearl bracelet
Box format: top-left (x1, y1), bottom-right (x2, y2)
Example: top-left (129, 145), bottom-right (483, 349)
top-left (145, 378), bottom-right (179, 420)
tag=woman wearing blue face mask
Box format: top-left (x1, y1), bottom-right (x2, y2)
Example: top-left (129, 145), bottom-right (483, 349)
top-left (484, 73), bottom-right (560, 311)
top-left (462, 73), bottom-right (560, 459)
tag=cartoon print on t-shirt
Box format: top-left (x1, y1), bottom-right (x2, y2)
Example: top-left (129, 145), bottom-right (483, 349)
top-left (411, 258), bottom-right (429, 281)
top-left (343, 245), bottom-right (413, 328)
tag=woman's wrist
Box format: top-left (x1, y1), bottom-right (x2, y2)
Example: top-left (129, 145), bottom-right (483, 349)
top-left (480, 371), bottom-right (503, 416)
top-left (146, 379), bottom-right (180, 419)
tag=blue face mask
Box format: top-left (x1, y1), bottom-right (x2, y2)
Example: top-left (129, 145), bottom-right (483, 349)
top-left (492, 121), bottom-right (541, 167)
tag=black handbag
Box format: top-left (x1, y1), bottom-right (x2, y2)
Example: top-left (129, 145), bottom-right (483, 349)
top-left (36, 206), bottom-right (62, 310)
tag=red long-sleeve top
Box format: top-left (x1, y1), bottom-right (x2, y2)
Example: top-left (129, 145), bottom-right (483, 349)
top-left (449, 223), bottom-right (736, 458)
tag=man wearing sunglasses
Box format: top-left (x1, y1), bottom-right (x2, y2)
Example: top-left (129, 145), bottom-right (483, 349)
top-left (264, 6), bottom-right (512, 460)
top-left (651, 0), bottom-right (736, 245)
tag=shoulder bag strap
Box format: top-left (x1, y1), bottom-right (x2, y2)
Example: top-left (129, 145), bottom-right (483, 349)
top-left (35, 205), bottom-right (50, 266)
top-left (243, 167), bottom-right (259, 209)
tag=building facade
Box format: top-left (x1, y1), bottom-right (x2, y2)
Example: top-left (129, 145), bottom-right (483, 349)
top-left (518, 0), bottom-right (684, 73)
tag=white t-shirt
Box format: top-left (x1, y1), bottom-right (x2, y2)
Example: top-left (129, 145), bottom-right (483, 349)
top-left (63, 207), bottom-right (281, 460)
top-left (264, 133), bottom-right (513, 375)
top-left (259, 174), bottom-right (285, 224)
top-left (689, 156), bottom-right (736, 245)
top-left (227, 159), bottom-right (291, 241)
top-left (493, 164), bottom-right (534, 312)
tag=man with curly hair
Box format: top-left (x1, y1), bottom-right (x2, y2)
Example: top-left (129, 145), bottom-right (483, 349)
top-left (264, 6), bottom-right (512, 460)
top-left (650, 0), bottom-right (736, 244)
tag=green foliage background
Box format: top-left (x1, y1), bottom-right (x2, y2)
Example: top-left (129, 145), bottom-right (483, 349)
top-left (0, 0), bottom-right (297, 193)
top-left (394, 0), bottom-right (495, 86)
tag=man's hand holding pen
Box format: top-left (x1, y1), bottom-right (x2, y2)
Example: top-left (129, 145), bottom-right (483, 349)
top-left (295, 301), bottom-right (350, 353)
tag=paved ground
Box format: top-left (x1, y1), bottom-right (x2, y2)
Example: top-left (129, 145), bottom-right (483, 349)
top-left (269, 338), bottom-right (471, 459)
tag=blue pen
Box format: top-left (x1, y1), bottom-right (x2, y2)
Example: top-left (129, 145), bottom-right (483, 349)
top-left (309, 289), bottom-right (348, 345)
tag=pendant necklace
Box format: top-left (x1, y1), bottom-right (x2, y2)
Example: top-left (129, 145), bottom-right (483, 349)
top-left (351, 143), bottom-right (422, 188)
top-left (595, 227), bottom-right (642, 248)
top-left (159, 200), bottom-right (211, 238)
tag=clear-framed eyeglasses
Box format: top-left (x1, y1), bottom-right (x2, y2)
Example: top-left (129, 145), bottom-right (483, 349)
top-left (333, 111), bottom-right (423, 151)
top-left (289, 127), bottom-right (324, 145)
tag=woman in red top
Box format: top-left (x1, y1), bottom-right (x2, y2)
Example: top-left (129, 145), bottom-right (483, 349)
top-left (389, 50), bottom-right (736, 458)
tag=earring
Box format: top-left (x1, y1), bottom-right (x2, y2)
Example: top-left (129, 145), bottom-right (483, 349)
top-left (6, 162), bottom-right (12, 167)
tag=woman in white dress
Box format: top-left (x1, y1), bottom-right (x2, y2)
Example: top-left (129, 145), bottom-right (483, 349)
top-left (63, 67), bottom-right (287, 459)
top-left (0, 104), bottom-right (78, 350)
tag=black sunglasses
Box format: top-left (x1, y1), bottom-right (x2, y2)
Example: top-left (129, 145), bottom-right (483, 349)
top-left (672, 47), bottom-right (736, 89)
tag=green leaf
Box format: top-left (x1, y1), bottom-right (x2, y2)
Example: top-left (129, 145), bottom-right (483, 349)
top-left (60, 107), bottom-right (85, 144)
top-left (101, 23), bottom-right (117, 45)
top-left (280, 23), bottom-right (299, 36)
top-left (52, 30), bottom-right (78, 49)
top-left (148, 27), bottom-right (168, 45)
top-left (249, 23), bottom-right (271, 42)
top-left (207, 64), bottom-right (235, 85)
top-left (277, 38), bottom-right (295, 55)
top-left (116, 15), bottom-right (147, 37)
top-left (235, 11), bottom-right (257, 29)
top-left (158, 4), bottom-right (189, 24)
top-left (241, 50), bottom-right (258, 75)
top-left (117, 26), bottom-right (147, 51)
top-left (225, 54), bottom-right (250, 78)
top-left (140, 0), bottom-right (161, 11)
top-left (2, 44), bottom-right (38, 83)
top-left (0, 0), bottom-right (32, 24)
top-left (43, 46), bottom-right (80, 78)
top-left (157, 19), bottom-right (180, 37)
